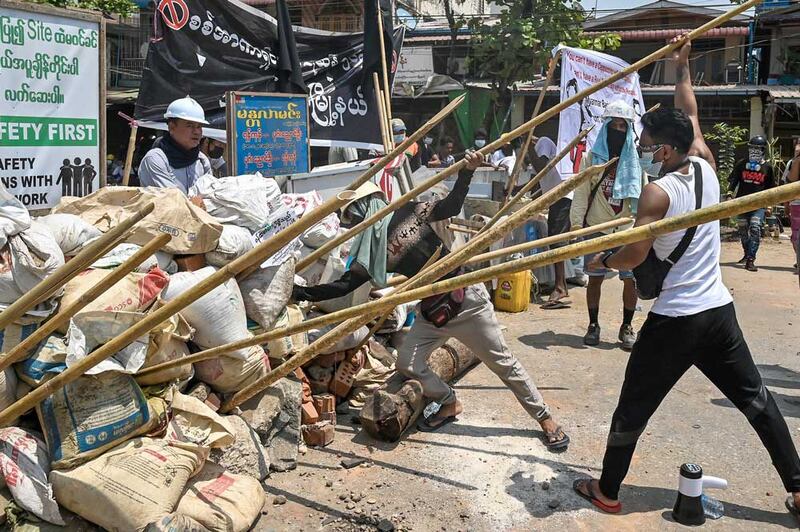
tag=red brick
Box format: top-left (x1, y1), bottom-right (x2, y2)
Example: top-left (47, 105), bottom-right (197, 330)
top-left (313, 393), bottom-right (335, 415)
top-left (301, 401), bottom-right (320, 424)
top-left (302, 421), bottom-right (334, 447)
top-left (329, 347), bottom-right (366, 398)
top-left (174, 254), bottom-right (207, 272)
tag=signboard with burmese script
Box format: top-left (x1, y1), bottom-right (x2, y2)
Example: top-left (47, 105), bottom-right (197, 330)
top-left (0, 1), bottom-right (105, 209)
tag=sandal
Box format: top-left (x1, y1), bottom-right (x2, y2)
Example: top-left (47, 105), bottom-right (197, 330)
top-left (573, 478), bottom-right (622, 514)
top-left (786, 495), bottom-right (800, 525)
top-left (541, 299), bottom-right (571, 310)
top-left (543, 425), bottom-right (570, 451)
top-left (416, 412), bottom-right (457, 432)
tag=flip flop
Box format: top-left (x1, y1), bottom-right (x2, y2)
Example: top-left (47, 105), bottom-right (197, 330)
top-left (543, 425), bottom-right (570, 451)
top-left (416, 413), bottom-right (457, 432)
top-left (573, 478), bottom-right (622, 514)
top-left (786, 495), bottom-right (800, 526)
top-left (541, 299), bottom-right (571, 310)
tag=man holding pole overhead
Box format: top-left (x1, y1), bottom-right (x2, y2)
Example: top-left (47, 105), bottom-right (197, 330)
top-left (573, 38), bottom-right (800, 519)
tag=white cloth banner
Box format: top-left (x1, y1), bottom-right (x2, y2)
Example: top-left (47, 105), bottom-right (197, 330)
top-left (555, 46), bottom-right (645, 178)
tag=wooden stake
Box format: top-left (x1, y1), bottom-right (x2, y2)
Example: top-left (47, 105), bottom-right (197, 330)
top-left (0, 233), bottom-right (171, 373)
top-left (0, 203), bottom-right (155, 332)
top-left (503, 52), bottom-right (561, 202)
top-left (483, 128), bottom-right (592, 233)
top-left (122, 123), bottom-right (138, 187)
top-left (373, 73), bottom-right (392, 154)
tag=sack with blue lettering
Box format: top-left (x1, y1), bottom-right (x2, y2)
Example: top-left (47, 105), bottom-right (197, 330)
top-left (14, 334), bottom-right (67, 388)
top-left (0, 317), bottom-right (41, 354)
top-left (36, 372), bottom-right (167, 469)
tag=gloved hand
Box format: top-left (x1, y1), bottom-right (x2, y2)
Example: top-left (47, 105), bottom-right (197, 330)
top-left (291, 284), bottom-right (308, 302)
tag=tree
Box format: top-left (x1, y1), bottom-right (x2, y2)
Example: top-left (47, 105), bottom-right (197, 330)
top-left (705, 122), bottom-right (748, 189)
top-left (441, 0), bottom-right (465, 78)
top-left (466, 0), bottom-right (619, 132)
top-left (35, 0), bottom-right (138, 18)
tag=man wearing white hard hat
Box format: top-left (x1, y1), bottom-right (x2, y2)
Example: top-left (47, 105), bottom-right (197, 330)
top-left (138, 96), bottom-right (212, 194)
top-left (569, 100), bottom-right (646, 351)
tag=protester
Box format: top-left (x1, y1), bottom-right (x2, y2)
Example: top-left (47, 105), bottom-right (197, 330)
top-left (535, 137), bottom-right (573, 309)
top-left (728, 135), bottom-right (776, 272)
top-left (787, 142), bottom-right (800, 282)
top-left (138, 96), bottom-right (212, 194)
top-left (428, 136), bottom-right (456, 168)
top-left (573, 38), bottom-right (800, 520)
top-left (494, 142), bottom-right (517, 176)
top-left (420, 134), bottom-right (436, 167)
top-left (472, 128), bottom-right (488, 150)
top-left (329, 145), bottom-right (359, 164)
top-left (199, 137), bottom-right (228, 178)
top-left (392, 118), bottom-right (421, 171)
top-left (292, 151), bottom-right (570, 450)
top-left (569, 100), bottom-right (644, 350)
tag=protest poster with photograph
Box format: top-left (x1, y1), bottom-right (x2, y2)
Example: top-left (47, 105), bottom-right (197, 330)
top-left (555, 46), bottom-right (645, 178)
top-left (0, 1), bottom-right (105, 209)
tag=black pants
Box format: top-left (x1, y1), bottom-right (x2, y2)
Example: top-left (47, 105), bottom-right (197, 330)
top-left (599, 302), bottom-right (800, 499)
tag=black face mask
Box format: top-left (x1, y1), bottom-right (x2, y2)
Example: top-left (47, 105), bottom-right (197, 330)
top-left (606, 128), bottom-right (627, 157)
top-left (208, 146), bottom-right (224, 159)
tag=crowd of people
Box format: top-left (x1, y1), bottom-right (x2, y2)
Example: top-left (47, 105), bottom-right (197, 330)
top-left (122, 36), bottom-right (800, 523)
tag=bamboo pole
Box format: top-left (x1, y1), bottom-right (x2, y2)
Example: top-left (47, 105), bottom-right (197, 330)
top-left (0, 98), bottom-right (468, 425)
top-left (503, 52), bottom-right (561, 202)
top-left (0, 203), bottom-right (155, 332)
top-left (483, 128), bottom-right (592, 233)
top-left (220, 161), bottom-right (609, 412)
top-left (0, 233), bottom-right (171, 373)
top-left (297, 0), bottom-right (734, 275)
top-left (376, 5), bottom-right (393, 125)
top-left (121, 123), bottom-right (137, 187)
top-left (373, 73), bottom-right (392, 154)
top-left (380, 89), bottom-right (394, 151)
top-left (142, 162), bottom-right (608, 383)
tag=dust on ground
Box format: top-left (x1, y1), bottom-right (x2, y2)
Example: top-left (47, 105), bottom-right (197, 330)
top-left (257, 239), bottom-right (800, 531)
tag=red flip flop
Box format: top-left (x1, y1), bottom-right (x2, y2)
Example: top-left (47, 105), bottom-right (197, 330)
top-left (573, 479), bottom-right (622, 514)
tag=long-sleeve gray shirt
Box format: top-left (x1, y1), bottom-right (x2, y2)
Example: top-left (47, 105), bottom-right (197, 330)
top-left (138, 148), bottom-right (211, 195)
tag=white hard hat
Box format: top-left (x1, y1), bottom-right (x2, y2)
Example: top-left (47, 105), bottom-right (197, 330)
top-left (602, 101), bottom-right (636, 121)
top-left (164, 96), bottom-right (209, 125)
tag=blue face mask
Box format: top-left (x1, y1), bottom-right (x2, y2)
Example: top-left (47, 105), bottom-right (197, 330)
top-left (393, 134), bottom-right (405, 144)
top-left (639, 145), bottom-right (664, 176)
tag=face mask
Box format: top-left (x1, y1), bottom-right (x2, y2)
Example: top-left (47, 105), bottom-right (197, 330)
top-left (639, 148), bottom-right (663, 177)
top-left (474, 139), bottom-right (486, 148)
top-left (393, 134), bottom-right (405, 144)
top-left (423, 137), bottom-right (433, 146)
top-left (211, 156), bottom-right (225, 170)
top-left (748, 147), bottom-right (764, 164)
top-left (606, 128), bottom-right (627, 157)
top-left (208, 146), bottom-right (224, 159)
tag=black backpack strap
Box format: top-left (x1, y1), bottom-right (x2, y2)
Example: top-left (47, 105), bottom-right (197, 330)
top-left (665, 161), bottom-right (703, 265)
top-left (583, 172), bottom-right (607, 227)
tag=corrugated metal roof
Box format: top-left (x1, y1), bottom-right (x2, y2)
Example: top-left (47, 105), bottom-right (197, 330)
top-left (583, 27), bottom-right (749, 41)
top-left (768, 86), bottom-right (800, 104)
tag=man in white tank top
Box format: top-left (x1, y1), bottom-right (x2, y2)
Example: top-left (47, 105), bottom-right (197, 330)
top-left (574, 39), bottom-right (800, 520)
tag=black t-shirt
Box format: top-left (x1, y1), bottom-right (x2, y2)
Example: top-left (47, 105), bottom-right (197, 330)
top-left (729, 159), bottom-right (775, 198)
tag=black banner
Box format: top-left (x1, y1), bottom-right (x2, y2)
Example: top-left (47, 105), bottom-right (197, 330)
top-left (135, 0), bottom-right (404, 149)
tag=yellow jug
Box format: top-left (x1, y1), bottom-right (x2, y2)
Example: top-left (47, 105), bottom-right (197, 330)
top-left (493, 270), bottom-right (531, 313)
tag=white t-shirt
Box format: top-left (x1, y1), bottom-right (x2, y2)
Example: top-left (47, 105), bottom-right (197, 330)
top-left (490, 149), bottom-right (505, 167)
top-left (534, 137), bottom-right (573, 199)
top-left (650, 156), bottom-right (732, 317)
top-left (496, 155), bottom-right (516, 176)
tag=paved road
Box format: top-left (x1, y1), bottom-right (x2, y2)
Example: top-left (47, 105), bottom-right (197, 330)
top-left (260, 239), bottom-right (800, 531)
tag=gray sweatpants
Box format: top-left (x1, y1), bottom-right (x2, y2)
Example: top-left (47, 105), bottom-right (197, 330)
top-left (396, 283), bottom-right (551, 421)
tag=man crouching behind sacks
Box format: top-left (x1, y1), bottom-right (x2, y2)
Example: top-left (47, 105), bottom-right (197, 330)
top-left (292, 151), bottom-right (570, 450)
top-left (138, 96), bottom-right (213, 195)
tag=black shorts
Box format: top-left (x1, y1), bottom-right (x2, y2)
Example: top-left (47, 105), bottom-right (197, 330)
top-left (547, 197), bottom-right (572, 248)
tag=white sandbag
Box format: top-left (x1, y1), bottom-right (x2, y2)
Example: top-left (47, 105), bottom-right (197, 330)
top-left (15, 334), bottom-right (67, 388)
top-left (0, 367), bottom-right (16, 411)
top-left (35, 213), bottom-right (102, 256)
top-left (0, 184), bottom-right (30, 249)
top-left (161, 267), bottom-right (251, 360)
top-left (193, 344), bottom-right (268, 394)
top-left (0, 222), bottom-right (64, 305)
top-left (66, 311), bottom-right (149, 374)
top-left (165, 391), bottom-right (234, 449)
top-left (307, 316), bottom-right (369, 355)
top-left (155, 251), bottom-right (178, 274)
top-left (175, 462), bottom-right (265, 532)
top-left (301, 213), bottom-right (340, 249)
top-left (51, 437), bottom-right (205, 532)
top-left (91, 242), bottom-right (160, 272)
top-left (239, 258), bottom-right (295, 331)
top-left (258, 304), bottom-right (307, 361)
top-left (0, 427), bottom-right (63, 525)
top-left (56, 268), bottom-right (169, 334)
top-left (189, 173), bottom-right (281, 231)
top-left (0, 316), bottom-right (42, 355)
top-left (135, 307), bottom-right (194, 386)
top-left (145, 514), bottom-right (210, 531)
top-left (205, 224), bottom-right (254, 267)
top-left (36, 372), bottom-right (167, 469)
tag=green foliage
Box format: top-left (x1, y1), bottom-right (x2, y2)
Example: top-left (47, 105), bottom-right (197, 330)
top-left (766, 137), bottom-right (787, 178)
top-left (466, 0), bottom-right (619, 129)
top-left (705, 122), bottom-right (747, 189)
top-left (34, 0), bottom-right (138, 18)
